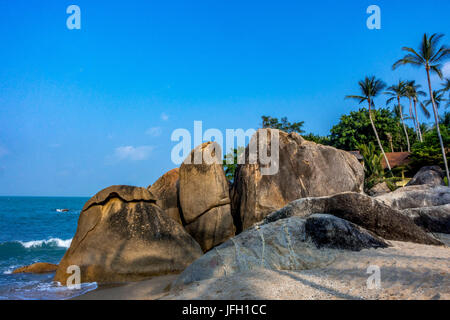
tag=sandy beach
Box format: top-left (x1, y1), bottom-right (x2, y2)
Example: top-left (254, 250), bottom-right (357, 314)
top-left (74, 234), bottom-right (450, 300)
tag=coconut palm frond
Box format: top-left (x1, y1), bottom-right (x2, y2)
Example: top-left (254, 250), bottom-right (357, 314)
top-left (419, 101), bottom-right (431, 119)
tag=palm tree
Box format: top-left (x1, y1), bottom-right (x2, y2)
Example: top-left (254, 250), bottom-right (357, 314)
top-left (405, 80), bottom-right (428, 141)
top-left (393, 33), bottom-right (450, 183)
top-left (392, 104), bottom-right (413, 151)
top-left (346, 76), bottom-right (392, 171)
top-left (385, 81), bottom-right (410, 152)
top-left (440, 78), bottom-right (450, 108)
top-left (425, 90), bottom-right (449, 109)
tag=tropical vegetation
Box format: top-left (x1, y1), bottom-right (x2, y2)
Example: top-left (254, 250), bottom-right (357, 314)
top-left (223, 33), bottom-right (450, 187)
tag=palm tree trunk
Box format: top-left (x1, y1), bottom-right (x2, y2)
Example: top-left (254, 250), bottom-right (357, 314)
top-left (414, 98), bottom-right (423, 142)
top-left (398, 97), bottom-right (411, 152)
top-left (387, 133), bottom-right (394, 152)
top-left (426, 67), bottom-right (450, 184)
top-left (409, 97), bottom-right (419, 140)
top-left (368, 99), bottom-right (392, 171)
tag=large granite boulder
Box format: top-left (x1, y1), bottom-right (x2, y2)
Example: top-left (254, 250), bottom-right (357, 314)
top-left (54, 186), bottom-right (203, 285)
top-left (172, 215), bottom-right (387, 288)
top-left (148, 168), bottom-right (182, 224)
top-left (179, 142), bottom-right (235, 251)
top-left (406, 166), bottom-right (445, 187)
top-left (13, 263), bottom-right (58, 274)
top-left (375, 185), bottom-right (450, 210)
top-left (261, 192), bottom-right (442, 246)
top-left (231, 129), bottom-right (364, 231)
top-left (401, 205), bottom-right (450, 234)
top-left (367, 182), bottom-right (391, 196)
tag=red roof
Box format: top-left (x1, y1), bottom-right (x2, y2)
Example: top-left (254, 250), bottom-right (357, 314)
top-left (381, 152), bottom-right (411, 169)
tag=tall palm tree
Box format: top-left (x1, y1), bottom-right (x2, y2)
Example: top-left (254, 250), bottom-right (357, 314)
top-left (385, 81), bottom-right (411, 152)
top-left (346, 76), bottom-right (392, 171)
top-left (405, 80), bottom-right (428, 141)
top-left (393, 33), bottom-right (450, 183)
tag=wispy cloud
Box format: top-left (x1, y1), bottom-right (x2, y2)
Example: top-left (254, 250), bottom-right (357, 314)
top-left (145, 127), bottom-right (162, 137)
top-left (113, 145), bottom-right (154, 161)
top-left (443, 62), bottom-right (450, 78)
top-left (161, 113), bottom-right (169, 121)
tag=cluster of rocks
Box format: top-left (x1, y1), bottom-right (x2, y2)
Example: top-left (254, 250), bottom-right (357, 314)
top-left (14, 129), bottom-right (449, 286)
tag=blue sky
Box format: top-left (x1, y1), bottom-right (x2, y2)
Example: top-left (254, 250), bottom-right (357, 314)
top-left (0, 0), bottom-right (449, 196)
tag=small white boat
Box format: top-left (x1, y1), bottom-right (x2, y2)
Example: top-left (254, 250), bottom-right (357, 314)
top-left (56, 209), bottom-right (69, 213)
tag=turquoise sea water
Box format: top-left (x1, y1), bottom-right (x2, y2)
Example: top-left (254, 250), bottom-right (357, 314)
top-left (0, 197), bottom-right (97, 300)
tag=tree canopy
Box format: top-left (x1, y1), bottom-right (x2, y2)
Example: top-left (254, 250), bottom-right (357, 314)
top-left (261, 116), bottom-right (305, 134)
top-left (329, 108), bottom-right (416, 151)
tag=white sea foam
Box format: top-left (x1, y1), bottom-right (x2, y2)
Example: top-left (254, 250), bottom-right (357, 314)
top-left (3, 266), bottom-right (17, 275)
top-left (19, 238), bottom-right (72, 249)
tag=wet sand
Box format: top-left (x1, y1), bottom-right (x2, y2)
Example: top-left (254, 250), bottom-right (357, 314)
top-left (73, 274), bottom-right (177, 300)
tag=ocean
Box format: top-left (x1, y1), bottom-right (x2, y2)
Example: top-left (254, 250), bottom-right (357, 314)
top-left (0, 196), bottom-right (98, 300)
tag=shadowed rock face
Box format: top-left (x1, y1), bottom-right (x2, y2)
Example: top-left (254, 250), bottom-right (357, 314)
top-left (305, 214), bottom-right (388, 251)
top-left (231, 129), bottom-right (365, 232)
top-left (13, 263), bottom-right (58, 274)
top-left (172, 215), bottom-right (387, 288)
top-left (179, 142), bottom-right (235, 252)
top-left (261, 192), bottom-right (442, 246)
top-left (401, 205), bottom-right (450, 234)
top-left (406, 166), bottom-right (445, 187)
top-left (54, 186), bottom-right (203, 285)
top-left (375, 185), bottom-right (450, 210)
top-left (148, 168), bottom-right (182, 224)
top-left (184, 205), bottom-right (234, 252)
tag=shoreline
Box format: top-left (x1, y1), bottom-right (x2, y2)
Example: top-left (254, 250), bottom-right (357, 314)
top-left (72, 275), bottom-right (177, 300)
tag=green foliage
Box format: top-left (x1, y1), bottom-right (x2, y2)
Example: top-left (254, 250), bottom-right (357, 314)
top-left (441, 112), bottom-right (450, 127)
top-left (261, 116), bottom-right (305, 134)
top-left (410, 124), bottom-right (450, 170)
top-left (302, 133), bottom-right (331, 145)
top-left (357, 142), bottom-right (385, 190)
top-left (223, 147), bottom-right (245, 182)
top-left (329, 107), bottom-right (414, 151)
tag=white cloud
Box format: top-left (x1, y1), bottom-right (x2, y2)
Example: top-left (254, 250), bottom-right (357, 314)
top-left (443, 62), bottom-right (450, 78)
top-left (161, 113), bottom-right (169, 121)
top-left (113, 145), bottom-right (154, 161)
top-left (0, 146), bottom-right (9, 158)
top-left (145, 127), bottom-right (162, 137)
